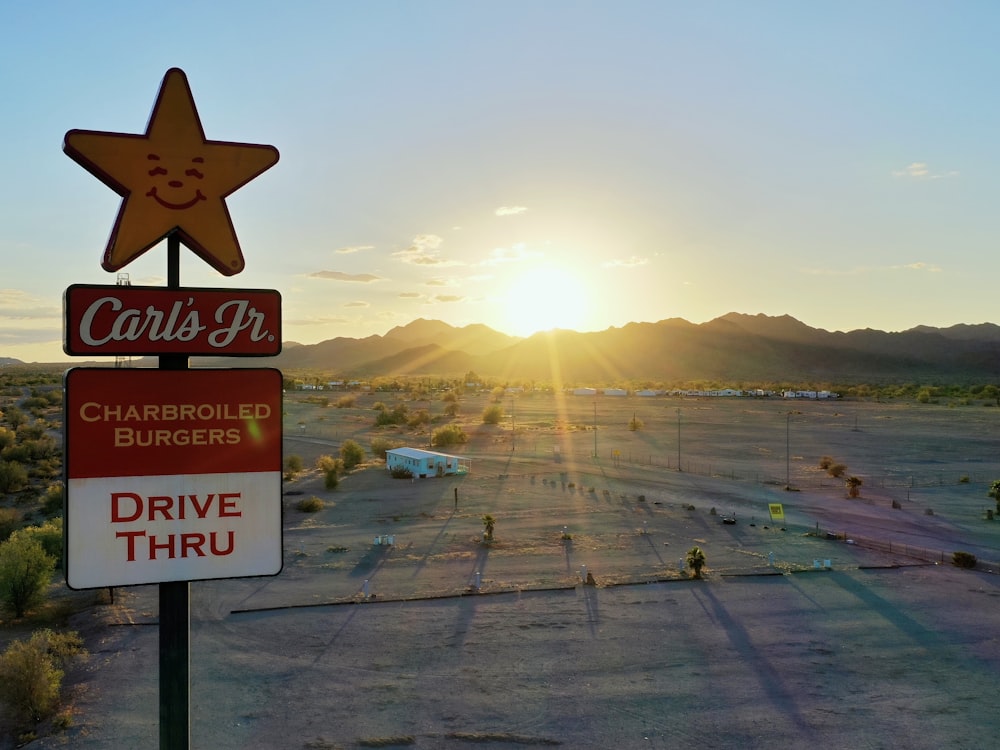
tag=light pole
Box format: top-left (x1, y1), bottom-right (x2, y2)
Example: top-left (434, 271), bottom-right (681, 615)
top-left (785, 411), bottom-right (791, 489)
top-left (510, 396), bottom-right (515, 452)
top-left (593, 402), bottom-right (598, 458)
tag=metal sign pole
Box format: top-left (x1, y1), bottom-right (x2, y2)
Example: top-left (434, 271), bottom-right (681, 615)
top-left (159, 233), bottom-right (190, 750)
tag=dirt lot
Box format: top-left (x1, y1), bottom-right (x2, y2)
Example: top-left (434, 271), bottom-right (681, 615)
top-left (19, 392), bottom-right (1000, 748)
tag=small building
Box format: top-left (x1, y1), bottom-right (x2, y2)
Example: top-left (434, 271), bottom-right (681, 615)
top-left (385, 447), bottom-right (470, 478)
top-left (572, 387), bottom-right (597, 396)
top-left (604, 388), bottom-right (628, 397)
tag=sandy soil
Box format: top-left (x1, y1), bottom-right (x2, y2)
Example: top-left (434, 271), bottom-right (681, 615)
top-left (15, 394), bottom-right (1000, 748)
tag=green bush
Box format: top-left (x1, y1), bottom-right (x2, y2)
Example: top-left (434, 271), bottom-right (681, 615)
top-left (0, 629), bottom-right (85, 729)
top-left (370, 437), bottom-right (399, 460)
top-left (14, 519), bottom-right (63, 567)
top-left (481, 404), bottom-right (504, 424)
top-left (340, 439), bottom-right (365, 470)
top-left (952, 550), bottom-right (977, 569)
top-left (283, 454), bottom-right (303, 481)
top-left (0, 534), bottom-right (56, 618)
top-left (296, 497), bottom-right (324, 513)
top-left (0, 460), bottom-right (29, 493)
top-left (390, 467), bottom-right (413, 479)
top-left (432, 424), bottom-right (467, 447)
top-left (41, 483), bottom-right (64, 518)
top-left (324, 469), bottom-right (339, 490)
top-left (407, 409), bottom-right (431, 428)
top-left (0, 507), bottom-right (20, 541)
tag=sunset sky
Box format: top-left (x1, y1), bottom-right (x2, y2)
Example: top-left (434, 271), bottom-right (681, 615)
top-left (3, 1), bottom-right (1000, 363)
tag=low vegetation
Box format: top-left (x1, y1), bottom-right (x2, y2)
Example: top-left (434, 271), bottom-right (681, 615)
top-left (0, 629), bottom-right (86, 735)
top-left (686, 546), bottom-right (706, 578)
top-left (431, 424), bottom-right (467, 448)
top-left (952, 550), bottom-right (977, 569)
top-left (296, 497), bottom-right (325, 513)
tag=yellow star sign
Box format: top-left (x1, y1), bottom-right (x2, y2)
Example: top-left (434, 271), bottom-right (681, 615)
top-left (63, 68), bottom-right (279, 276)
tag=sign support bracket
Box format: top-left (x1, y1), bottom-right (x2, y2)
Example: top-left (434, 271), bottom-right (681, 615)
top-left (159, 232), bottom-right (190, 750)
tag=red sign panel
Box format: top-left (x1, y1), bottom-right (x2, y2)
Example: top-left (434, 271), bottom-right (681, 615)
top-left (64, 367), bottom-right (283, 589)
top-left (64, 284), bottom-right (281, 357)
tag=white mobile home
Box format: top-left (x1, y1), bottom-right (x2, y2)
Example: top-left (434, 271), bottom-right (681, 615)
top-left (385, 447), bottom-right (470, 478)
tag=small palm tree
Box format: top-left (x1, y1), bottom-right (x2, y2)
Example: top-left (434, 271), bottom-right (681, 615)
top-left (686, 546), bottom-right (706, 579)
top-left (846, 475), bottom-right (863, 498)
top-left (482, 514), bottom-right (496, 542)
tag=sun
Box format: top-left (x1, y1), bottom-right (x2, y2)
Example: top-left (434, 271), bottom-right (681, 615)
top-left (503, 266), bottom-right (591, 336)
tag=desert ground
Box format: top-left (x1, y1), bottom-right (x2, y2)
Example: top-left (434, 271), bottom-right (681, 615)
top-left (22, 392), bottom-right (1000, 748)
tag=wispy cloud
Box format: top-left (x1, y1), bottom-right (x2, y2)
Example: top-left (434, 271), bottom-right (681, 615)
top-left (482, 243), bottom-right (540, 265)
top-left (393, 234), bottom-right (461, 266)
top-left (0, 289), bottom-right (60, 320)
top-left (432, 294), bottom-right (465, 303)
top-left (495, 206), bottom-right (527, 216)
top-left (891, 162), bottom-right (959, 179)
top-left (334, 245), bottom-right (375, 254)
top-left (603, 255), bottom-right (648, 268)
top-left (803, 261), bottom-right (943, 276)
top-left (284, 315), bottom-right (352, 326)
top-left (343, 301), bottom-right (370, 308)
top-left (398, 292), bottom-right (422, 299)
top-left (308, 271), bottom-right (383, 283)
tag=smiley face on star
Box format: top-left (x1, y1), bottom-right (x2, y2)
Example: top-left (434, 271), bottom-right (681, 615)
top-left (145, 152), bottom-right (207, 210)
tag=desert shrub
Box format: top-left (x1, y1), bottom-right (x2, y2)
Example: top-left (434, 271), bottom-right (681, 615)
top-left (0, 629), bottom-right (85, 728)
top-left (628, 416), bottom-right (644, 431)
top-left (340, 439), bottom-right (365, 470)
top-left (0, 507), bottom-right (20, 541)
top-left (407, 409), bottom-right (431, 428)
top-left (283, 454), bottom-right (303, 481)
top-left (441, 391), bottom-right (458, 403)
top-left (315, 454), bottom-right (339, 473)
top-left (959, 475), bottom-right (970, 484)
top-left (444, 401), bottom-right (460, 417)
top-left (296, 496), bottom-right (324, 513)
top-left (989, 479), bottom-right (1000, 512)
top-left (481, 404), bottom-right (504, 424)
top-left (952, 550), bottom-right (977, 569)
top-left (845, 476), bottom-right (863, 498)
top-left (0, 534), bottom-right (56, 618)
top-left (827, 463), bottom-right (847, 478)
top-left (3, 407), bottom-right (27, 429)
top-left (40, 483), bottom-right (64, 518)
top-left (432, 424), bottom-right (467, 447)
top-left (390, 467), bottom-right (413, 479)
top-left (324, 469), bottom-right (339, 490)
top-left (374, 402), bottom-right (409, 426)
top-left (686, 546), bottom-right (706, 578)
top-left (370, 437), bottom-right (399, 460)
top-left (0, 426), bottom-right (14, 450)
top-left (818, 456), bottom-right (833, 470)
top-left (0, 460), bottom-right (29, 493)
top-left (14, 519), bottom-right (63, 567)
top-left (335, 395), bottom-right (356, 408)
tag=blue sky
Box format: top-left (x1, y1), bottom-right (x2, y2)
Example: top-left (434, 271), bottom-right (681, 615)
top-left (3, 1), bottom-right (1000, 362)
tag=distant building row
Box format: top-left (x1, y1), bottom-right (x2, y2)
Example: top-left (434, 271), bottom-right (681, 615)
top-left (570, 387), bottom-right (838, 399)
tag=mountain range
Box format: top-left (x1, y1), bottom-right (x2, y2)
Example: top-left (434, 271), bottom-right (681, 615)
top-left (266, 313), bottom-right (1000, 386)
top-left (9, 314), bottom-right (1000, 385)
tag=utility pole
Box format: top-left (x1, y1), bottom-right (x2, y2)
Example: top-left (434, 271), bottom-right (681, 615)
top-left (676, 408), bottom-right (681, 471)
top-left (593, 401), bottom-right (598, 458)
top-left (786, 411), bottom-right (791, 488)
top-left (510, 396), bottom-right (515, 452)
